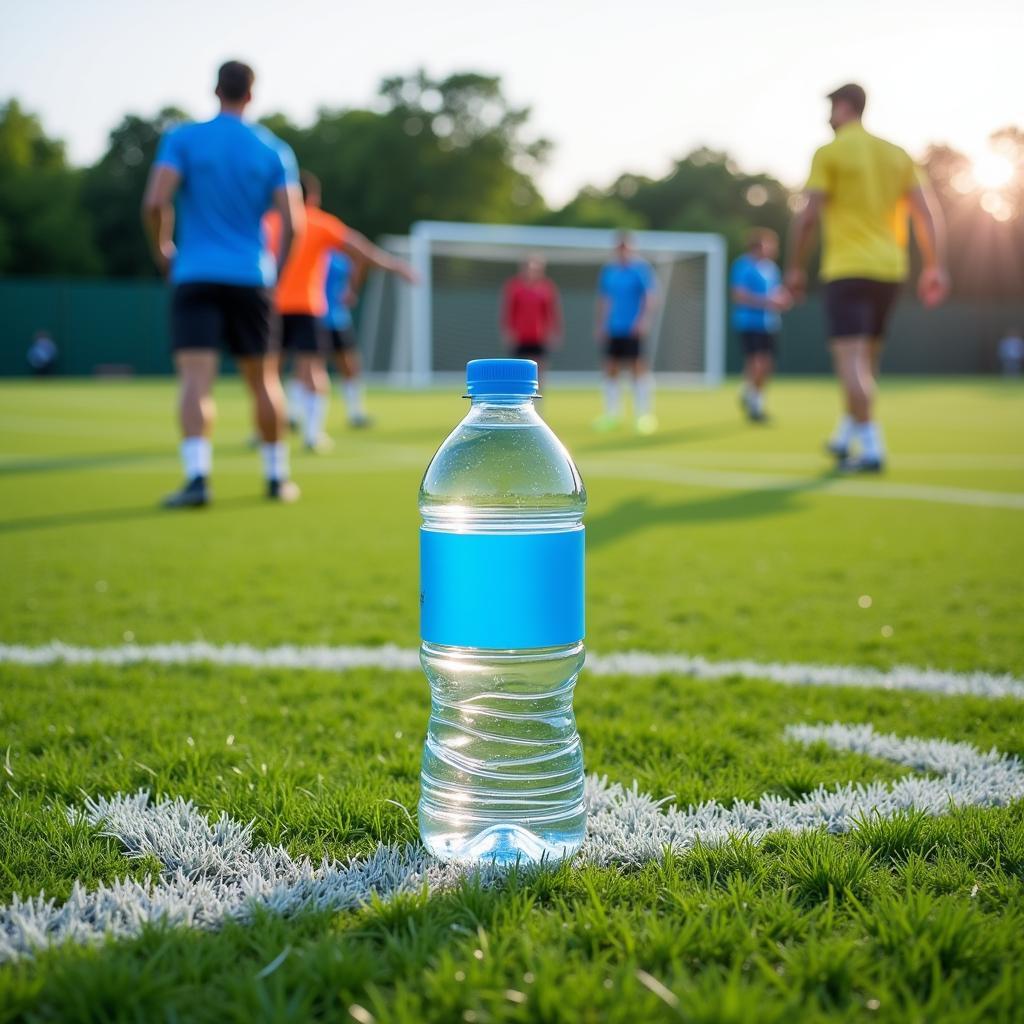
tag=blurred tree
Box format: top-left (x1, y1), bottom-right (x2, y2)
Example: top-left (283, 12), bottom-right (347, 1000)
top-left (0, 100), bottom-right (101, 274)
top-left (551, 148), bottom-right (791, 258)
top-left (538, 187), bottom-right (644, 229)
top-left (80, 107), bottom-right (189, 277)
top-left (264, 70), bottom-right (549, 238)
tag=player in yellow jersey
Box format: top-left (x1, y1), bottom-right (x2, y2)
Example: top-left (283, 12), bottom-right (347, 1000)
top-left (786, 83), bottom-right (949, 472)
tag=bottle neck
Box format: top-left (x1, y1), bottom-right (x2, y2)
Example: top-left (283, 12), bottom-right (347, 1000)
top-left (469, 394), bottom-right (536, 408)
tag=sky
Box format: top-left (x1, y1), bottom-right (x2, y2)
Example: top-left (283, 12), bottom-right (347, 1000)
top-left (3, 0), bottom-right (1023, 205)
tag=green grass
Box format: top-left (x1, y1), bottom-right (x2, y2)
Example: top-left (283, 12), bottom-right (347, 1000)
top-left (1, 376), bottom-right (1023, 1022)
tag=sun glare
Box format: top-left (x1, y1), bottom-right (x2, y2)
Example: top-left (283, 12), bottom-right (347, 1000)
top-left (972, 152), bottom-right (1014, 190)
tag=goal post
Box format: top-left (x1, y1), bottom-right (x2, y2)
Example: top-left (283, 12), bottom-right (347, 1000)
top-left (358, 222), bottom-right (727, 388)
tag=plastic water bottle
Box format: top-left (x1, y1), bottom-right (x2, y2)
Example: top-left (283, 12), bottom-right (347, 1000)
top-left (418, 359), bottom-right (587, 865)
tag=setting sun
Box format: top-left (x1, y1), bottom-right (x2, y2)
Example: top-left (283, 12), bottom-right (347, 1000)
top-left (972, 151), bottom-right (1015, 190)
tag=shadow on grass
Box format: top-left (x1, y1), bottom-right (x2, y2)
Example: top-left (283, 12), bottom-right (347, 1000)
top-left (588, 471), bottom-right (835, 550)
top-left (0, 448), bottom-right (169, 477)
top-left (0, 495), bottom-right (266, 535)
top-left (576, 419), bottom-right (748, 455)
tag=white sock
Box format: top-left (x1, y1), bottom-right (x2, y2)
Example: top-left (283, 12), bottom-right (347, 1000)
top-left (342, 379), bottom-right (365, 420)
top-left (303, 390), bottom-right (326, 445)
top-left (287, 379), bottom-right (304, 426)
top-left (260, 441), bottom-right (290, 483)
top-left (832, 414), bottom-right (854, 448)
top-left (634, 374), bottom-right (654, 417)
top-left (855, 421), bottom-right (884, 461)
top-left (180, 437), bottom-right (211, 481)
top-left (604, 378), bottom-right (621, 416)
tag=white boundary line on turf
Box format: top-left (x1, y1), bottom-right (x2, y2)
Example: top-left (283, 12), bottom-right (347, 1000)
top-left (1, 641), bottom-right (1022, 701)
top-left (2, 721), bottom-right (1021, 962)
top-left (581, 460), bottom-right (1024, 511)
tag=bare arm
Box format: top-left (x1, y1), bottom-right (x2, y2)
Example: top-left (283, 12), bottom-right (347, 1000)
top-left (272, 183), bottom-right (305, 273)
top-left (140, 165), bottom-right (180, 276)
top-left (731, 286), bottom-right (774, 309)
top-left (907, 183), bottom-right (950, 307)
top-left (343, 230), bottom-right (417, 283)
top-left (784, 191), bottom-right (825, 301)
top-left (634, 284), bottom-right (658, 336)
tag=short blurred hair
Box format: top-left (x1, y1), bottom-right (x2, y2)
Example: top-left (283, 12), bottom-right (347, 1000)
top-left (217, 61), bottom-right (255, 102)
top-left (827, 82), bottom-right (866, 116)
top-left (748, 227), bottom-right (779, 250)
top-left (615, 230), bottom-right (634, 248)
top-left (300, 171), bottom-right (321, 202)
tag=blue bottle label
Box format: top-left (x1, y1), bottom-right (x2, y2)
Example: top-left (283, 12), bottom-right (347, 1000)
top-left (420, 527), bottom-right (585, 649)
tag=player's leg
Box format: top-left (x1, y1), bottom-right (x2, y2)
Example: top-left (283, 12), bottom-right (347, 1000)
top-left (163, 284), bottom-right (221, 508)
top-left (297, 352), bottom-right (333, 451)
top-left (286, 370), bottom-right (304, 432)
top-left (227, 286), bottom-right (299, 500)
top-left (237, 355), bottom-right (299, 501)
top-left (632, 348), bottom-right (656, 434)
top-left (334, 330), bottom-right (371, 428)
top-left (830, 337), bottom-right (884, 471)
top-left (745, 338), bottom-right (774, 422)
top-left (284, 317), bottom-right (332, 451)
top-left (166, 350), bottom-right (218, 506)
top-left (594, 345), bottom-right (622, 430)
top-left (824, 280), bottom-right (869, 459)
top-left (835, 281), bottom-right (897, 471)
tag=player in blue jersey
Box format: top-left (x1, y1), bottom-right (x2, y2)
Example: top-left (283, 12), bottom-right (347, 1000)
top-left (730, 228), bottom-right (791, 422)
top-left (594, 232), bottom-right (658, 434)
top-left (142, 61), bottom-right (304, 507)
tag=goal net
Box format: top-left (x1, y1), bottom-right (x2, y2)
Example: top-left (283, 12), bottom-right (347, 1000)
top-left (358, 222), bottom-right (727, 387)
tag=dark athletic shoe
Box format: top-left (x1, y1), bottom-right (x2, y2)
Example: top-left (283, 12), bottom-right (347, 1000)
top-left (825, 439), bottom-right (849, 461)
top-left (838, 455), bottom-right (885, 474)
top-left (348, 414), bottom-right (374, 429)
top-left (162, 476), bottom-right (209, 508)
top-left (267, 478), bottom-right (301, 503)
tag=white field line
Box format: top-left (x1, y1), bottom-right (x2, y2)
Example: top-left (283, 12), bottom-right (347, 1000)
top-left (582, 459), bottom-right (1024, 511)
top-left (1, 641), bottom-right (1022, 701)
top-left (4, 450), bottom-right (1023, 472)
top-left (2, 722), bottom-right (1021, 962)
top-left (2, 443), bottom-right (1022, 508)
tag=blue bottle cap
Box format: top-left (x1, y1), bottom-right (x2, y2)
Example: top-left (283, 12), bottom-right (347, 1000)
top-left (465, 359), bottom-right (539, 397)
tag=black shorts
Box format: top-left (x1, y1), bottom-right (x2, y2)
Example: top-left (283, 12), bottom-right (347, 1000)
top-left (329, 326), bottom-right (358, 352)
top-left (514, 341), bottom-right (548, 360)
top-left (824, 278), bottom-right (900, 341)
top-left (171, 283), bottom-right (276, 358)
top-left (740, 331), bottom-right (778, 356)
top-left (281, 314), bottom-right (328, 354)
top-left (605, 335), bottom-right (644, 361)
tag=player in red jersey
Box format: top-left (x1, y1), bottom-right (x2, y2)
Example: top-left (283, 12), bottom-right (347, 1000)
top-left (500, 255), bottom-right (563, 389)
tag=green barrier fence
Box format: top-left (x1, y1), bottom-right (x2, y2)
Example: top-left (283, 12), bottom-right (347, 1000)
top-left (1, 278), bottom-right (1021, 377)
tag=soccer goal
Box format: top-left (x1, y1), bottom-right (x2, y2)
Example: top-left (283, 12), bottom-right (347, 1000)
top-left (358, 222), bottom-right (727, 388)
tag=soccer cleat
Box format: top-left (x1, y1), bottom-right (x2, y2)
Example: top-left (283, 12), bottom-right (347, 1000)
top-left (592, 414), bottom-right (621, 432)
top-left (162, 476), bottom-right (209, 509)
top-left (348, 414), bottom-right (374, 429)
top-left (636, 414), bottom-right (658, 435)
top-left (838, 455), bottom-right (885, 474)
top-left (267, 478), bottom-right (301, 503)
top-left (825, 439), bottom-right (849, 461)
top-left (304, 434), bottom-right (335, 454)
